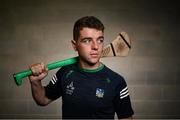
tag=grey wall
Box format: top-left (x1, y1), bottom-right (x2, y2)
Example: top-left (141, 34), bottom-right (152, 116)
top-left (0, 0), bottom-right (179, 119)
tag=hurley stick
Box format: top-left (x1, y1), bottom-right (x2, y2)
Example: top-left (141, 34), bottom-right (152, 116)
top-left (13, 32), bottom-right (131, 86)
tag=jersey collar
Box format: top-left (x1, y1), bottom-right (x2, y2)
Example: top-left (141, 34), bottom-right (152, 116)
top-left (79, 63), bottom-right (104, 73)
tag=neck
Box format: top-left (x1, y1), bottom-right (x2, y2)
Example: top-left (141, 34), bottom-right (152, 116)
top-left (78, 59), bottom-right (101, 70)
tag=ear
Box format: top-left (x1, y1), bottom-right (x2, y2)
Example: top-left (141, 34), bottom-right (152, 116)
top-left (71, 40), bottom-right (77, 51)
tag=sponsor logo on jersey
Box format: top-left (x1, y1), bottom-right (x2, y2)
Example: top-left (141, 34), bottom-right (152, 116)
top-left (66, 81), bottom-right (75, 95)
top-left (96, 88), bottom-right (104, 98)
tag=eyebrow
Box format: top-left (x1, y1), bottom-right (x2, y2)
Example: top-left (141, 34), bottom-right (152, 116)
top-left (97, 36), bottom-right (104, 40)
top-left (81, 37), bottom-right (92, 41)
top-left (81, 36), bottom-right (104, 41)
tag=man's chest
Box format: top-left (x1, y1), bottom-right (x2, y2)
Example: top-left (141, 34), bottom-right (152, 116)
top-left (61, 71), bottom-right (115, 108)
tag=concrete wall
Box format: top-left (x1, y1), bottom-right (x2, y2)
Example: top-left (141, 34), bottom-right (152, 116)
top-left (0, 0), bottom-right (179, 119)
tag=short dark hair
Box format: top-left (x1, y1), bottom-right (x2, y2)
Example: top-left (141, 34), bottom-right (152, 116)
top-left (73, 16), bottom-right (105, 41)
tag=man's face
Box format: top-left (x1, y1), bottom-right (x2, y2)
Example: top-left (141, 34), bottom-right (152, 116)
top-left (72, 27), bottom-right (104, 65)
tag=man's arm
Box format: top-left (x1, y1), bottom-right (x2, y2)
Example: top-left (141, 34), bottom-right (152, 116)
top-left (30, 80), bottom-right (52, 106)
top-left (29, 63), bottom-right (52, 106)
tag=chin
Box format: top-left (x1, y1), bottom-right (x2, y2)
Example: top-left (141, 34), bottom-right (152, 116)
top-left (88, 58), bottom-right (100, 65)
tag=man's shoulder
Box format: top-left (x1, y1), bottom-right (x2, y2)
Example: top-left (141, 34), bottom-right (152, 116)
top-left (56, 62), bottom-right (78, 75)
top-left (103, 65), bottom-right (124, 81)
top-left (103, 65), bottom-right (128, 91)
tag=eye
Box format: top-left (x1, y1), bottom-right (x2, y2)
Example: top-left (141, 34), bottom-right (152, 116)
top-left (82, 38), bottom-right (92, 44)
top-left (97, 38), bottom-right (104, 44)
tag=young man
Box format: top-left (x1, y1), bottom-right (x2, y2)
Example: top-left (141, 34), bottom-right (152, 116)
top-left (29, 16), bottom-right (134, 119)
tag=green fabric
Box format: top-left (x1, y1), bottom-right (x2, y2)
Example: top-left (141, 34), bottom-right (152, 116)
top-left (79, 63), bottom-right (104, 73)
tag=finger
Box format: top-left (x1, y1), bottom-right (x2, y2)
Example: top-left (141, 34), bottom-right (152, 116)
top-left (31, 67), bottom-right (38, 76)
top-left (40, 62), bottom-right (48, 73)
top-left (36, 72), bottom-right (48, 80)
top-left (30, 63), bottom-right (42, 76)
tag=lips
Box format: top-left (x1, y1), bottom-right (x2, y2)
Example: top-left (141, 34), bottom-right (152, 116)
top-left (90, 53), bottom-right (99, 57)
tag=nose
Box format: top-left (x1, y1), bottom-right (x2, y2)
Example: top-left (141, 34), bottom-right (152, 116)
top-left (91, 40), bottom-right (98, 50)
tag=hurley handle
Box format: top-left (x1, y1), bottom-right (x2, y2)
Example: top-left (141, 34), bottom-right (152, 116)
top-left (13, 57), bottom-right (79, 86)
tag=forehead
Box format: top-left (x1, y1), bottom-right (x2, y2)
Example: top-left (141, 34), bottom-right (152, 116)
top-left (79, 27), bottom-right (103, 38)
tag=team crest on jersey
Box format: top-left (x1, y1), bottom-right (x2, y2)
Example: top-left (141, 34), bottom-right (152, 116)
top-left (96, 88), bottom-right (104, 98)
top-left (66, 81), bottom-right (75, 95)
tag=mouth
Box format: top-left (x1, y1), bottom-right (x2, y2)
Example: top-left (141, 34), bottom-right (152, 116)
top-left (90, 52), bottom-right (99, 57)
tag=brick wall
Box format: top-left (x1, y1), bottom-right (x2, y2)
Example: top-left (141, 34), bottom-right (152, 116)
top-left (0, 0), bottom-right (179, 119)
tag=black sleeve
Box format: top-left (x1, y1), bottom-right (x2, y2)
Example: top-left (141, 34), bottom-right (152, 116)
top-left (44, 67), bottom-right (65, 100)
top-left (114, 77), bottom-right (134, 119)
